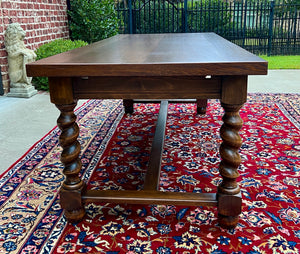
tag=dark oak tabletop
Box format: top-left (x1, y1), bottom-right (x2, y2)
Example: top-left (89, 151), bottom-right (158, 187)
top-left (26, 33), bottom-right (268, 77)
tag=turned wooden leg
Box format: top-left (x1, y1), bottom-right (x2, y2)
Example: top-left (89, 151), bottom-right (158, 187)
top-left (196, 99), bottom-right (207, 114)
top-left (217, 103), bottom-right (243, 229)
top-left (56, 102), bottom-right (85, 222)
top-left (123, 99), bottom-right (134, 114)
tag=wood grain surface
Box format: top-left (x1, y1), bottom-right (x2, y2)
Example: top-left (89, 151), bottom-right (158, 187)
top-left (27, 33), bottom-right (267, 77)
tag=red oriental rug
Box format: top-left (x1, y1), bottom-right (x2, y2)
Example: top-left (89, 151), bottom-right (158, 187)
top-left (0, 94), bottom-right (299, 254)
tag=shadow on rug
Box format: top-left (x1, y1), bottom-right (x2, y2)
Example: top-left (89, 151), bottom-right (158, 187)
top-left (0, 94), bottom-right (299, 253)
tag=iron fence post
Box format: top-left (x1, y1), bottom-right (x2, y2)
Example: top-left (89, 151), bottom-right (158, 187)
top-left (183, 0), bottom-right (188, 32)
top-left (116, 0), bottom-right (299, 55)
top-left (128, 0), bottom-right (133, 34)
top-left (293, 5), bottom-right (298, 49)
top-left (267, 0), bottom-right (275, 56)
top-left (242, 1), bottom-right (247, 48)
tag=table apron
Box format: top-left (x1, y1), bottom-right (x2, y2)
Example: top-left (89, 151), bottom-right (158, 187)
top-left (72, 76), bottom-right (222, 100)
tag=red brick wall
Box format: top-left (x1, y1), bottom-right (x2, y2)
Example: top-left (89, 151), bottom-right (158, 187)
top-left (0, 0), bottom-right (70, 94)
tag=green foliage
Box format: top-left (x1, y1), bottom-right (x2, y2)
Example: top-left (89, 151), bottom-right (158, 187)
top-left (68, 0), bottom-right (119, 43)
top-left (235, 0), bottom-right (300, 3)
top-left (119, 0), bottom-right (232, 34)
top-left (275, 0), bottom-right (300, 4)
top-left (33, 39), bottom-right (88, 91)
top-left (186, 0), bottom-right (232, 33)
top-left (133, 0), bottom-right (181, 33)
top-left (35, 39), bottom-right (88, 60)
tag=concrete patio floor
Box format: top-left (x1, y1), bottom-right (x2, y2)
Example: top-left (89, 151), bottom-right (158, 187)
top-left (0, 69), bottom-right (299, 174)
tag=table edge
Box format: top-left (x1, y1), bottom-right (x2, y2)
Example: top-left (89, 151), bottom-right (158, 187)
top-left (27, 61), bottom-right (268, 77)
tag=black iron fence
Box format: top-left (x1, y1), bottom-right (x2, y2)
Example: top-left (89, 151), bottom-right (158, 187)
top-left (116, 0), bottom-right (300, 55)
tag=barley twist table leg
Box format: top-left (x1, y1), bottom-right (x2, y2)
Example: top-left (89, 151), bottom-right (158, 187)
top-left (56, 102), bottom-right (85, 222)
top-left (217, 103), bottom-right (243, 229)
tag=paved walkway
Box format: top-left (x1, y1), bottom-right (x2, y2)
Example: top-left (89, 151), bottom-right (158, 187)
top-left (248, 70), bottom-right (300, 93)
top-left (0, 70), bottom-right (299, 174)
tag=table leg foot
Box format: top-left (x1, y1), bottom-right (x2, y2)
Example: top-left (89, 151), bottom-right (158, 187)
top-left (123, 99), bottom-right (134, 114)
top-left (218, 214), bottom-right (239, 229)
top-left (60, 183), bottom-right (86, 222)
top-left (196, 99), bottom-right (207, 114)
top-left (64, 209), bottom-right (86, 223)
top-left (217, 192), bottom-right (242, 229)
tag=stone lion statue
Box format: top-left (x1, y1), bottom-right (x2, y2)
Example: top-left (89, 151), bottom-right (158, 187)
top-left (4, 23), bottom-right (37, 88)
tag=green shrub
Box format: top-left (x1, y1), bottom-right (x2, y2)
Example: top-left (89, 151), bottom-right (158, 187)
top-left (33, 39), bottom-right (88, 91)
top-left (186, 0), bottom-right (232, 34)
top-left (68, 0), bottom-right (119, 43)
top-left (134, 0), bottom-right (181, 33)
top-left (119, 0), bottom-right (232, 34)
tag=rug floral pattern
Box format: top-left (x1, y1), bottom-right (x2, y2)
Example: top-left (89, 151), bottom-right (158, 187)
top-left (0, 94), bottom-right (299, 253)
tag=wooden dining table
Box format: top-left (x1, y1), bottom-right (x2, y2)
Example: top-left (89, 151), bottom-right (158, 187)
top-left (27, 33), bottom-right (268, 229)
